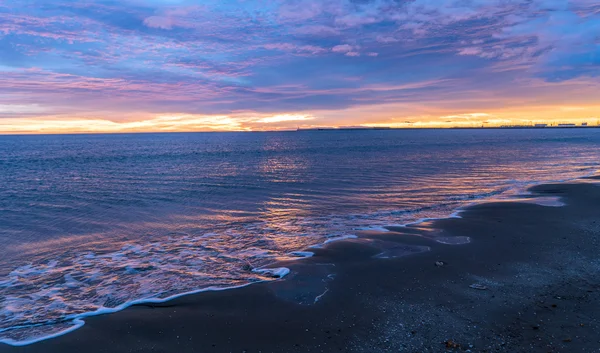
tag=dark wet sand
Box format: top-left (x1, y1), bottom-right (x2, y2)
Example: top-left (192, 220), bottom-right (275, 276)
top-left (3, 181), bottom-right (600, 353)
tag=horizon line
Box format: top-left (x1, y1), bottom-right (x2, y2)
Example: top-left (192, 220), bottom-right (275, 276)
top-left (2, 125), bottom-right (599, 136)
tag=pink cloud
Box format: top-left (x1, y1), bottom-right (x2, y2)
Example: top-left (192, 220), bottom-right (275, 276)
top-left (332, 44), bottom-right (362, 57)
top-left (331, 44), bottom-right (354, 53)
top-left (263, 43), bottom-right (327, 55)
top-left (376, 36), bottom-right (399, 43)
top-left (334, 14), bottom-right (378, 28)
top-left (143, 16), bottom-right (174, 30)
top-left (0, 14), bottom-right (100, 43)
top-left (458, 47), bottom-right (483, 56)
top-left (294, 25), bottom-right (340, 36)
top-left (278, 2), bottom-right (323, 22)
top-left (143, 7), bottom-right (205, 30)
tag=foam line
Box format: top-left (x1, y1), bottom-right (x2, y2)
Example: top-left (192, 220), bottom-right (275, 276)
top-left (354, 226), bottom-right (390, 232)
top-left (0, 279), bottom-right (284, 347)
top-left (252, 267), bottom-right (290, 278)
top-left (289, 251), bottom-right (315, 258)
top-left (309, 234), bottom-right (359, 249)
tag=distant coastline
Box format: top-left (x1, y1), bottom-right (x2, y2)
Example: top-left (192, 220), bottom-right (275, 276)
top-left (297, 125), bottom-right (600, 131)
top-left (2, 125), bottom-right (600, 136)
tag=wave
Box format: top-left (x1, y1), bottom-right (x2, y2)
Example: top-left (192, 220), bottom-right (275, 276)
top-left (1, 169), bottom-right (598, 346)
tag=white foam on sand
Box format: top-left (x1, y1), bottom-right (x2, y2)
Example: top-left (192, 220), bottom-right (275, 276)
top-left (403, 210), bottom-right (464, 228)
top-left (309, 234), bottom-right (359, 249)
top-left (0, 274), bottom-right (290, 347)
top-left (289, 251), bottom-right (315, 258)
top-left (354, 226), bottom-right (391, 232)
top-left (502, 196), bottom-right (565, 207)
top-left (0, 229), bottom-right (358, 346)
top-left (252, 267), bottom-right (291, 278)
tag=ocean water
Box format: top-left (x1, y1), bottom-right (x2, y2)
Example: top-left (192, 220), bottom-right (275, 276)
top-left (0, 129), bottom-right (598, 344)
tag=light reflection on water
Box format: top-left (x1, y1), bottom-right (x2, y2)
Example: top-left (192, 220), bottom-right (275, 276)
top-left (0, 129), bottom-right (599, 343)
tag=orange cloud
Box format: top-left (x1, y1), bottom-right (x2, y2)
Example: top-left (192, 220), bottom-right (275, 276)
top-left (1, 104), bottom-right (599, 134)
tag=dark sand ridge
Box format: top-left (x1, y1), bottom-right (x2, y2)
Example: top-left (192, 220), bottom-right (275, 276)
top-left (2, 180), bottom-right (600, 353)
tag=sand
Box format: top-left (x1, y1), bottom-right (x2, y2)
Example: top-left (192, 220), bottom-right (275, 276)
top-left (2, 181), bottom-right (600, 353)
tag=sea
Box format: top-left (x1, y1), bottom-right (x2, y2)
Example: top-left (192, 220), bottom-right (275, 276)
top-left (0, 129), bottom-right (598, 345)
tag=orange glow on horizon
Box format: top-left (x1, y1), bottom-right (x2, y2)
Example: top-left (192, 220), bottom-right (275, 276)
top-left (0, 105), bottom-right (599, 134)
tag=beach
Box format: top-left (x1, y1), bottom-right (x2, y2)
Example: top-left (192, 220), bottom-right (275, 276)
top-left (3, 0), bottom-right (600, 350)
top-left (2, 178), bottom-right (599, 352)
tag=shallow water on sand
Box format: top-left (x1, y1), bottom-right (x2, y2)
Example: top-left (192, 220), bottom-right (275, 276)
top-left (0, 129), bottom-right (598, 344)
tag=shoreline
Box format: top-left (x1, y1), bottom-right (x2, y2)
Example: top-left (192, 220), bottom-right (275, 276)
top-left (2, 178), bottom-right (600, 352)
top-left (1, 171), bottom-right (595, 347)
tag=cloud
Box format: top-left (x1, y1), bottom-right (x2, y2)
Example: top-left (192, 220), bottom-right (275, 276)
top-left (0, 112), bottom-right (318, 133)
top-left (293, 25), bottom-right (340, 36)
top-left (143, 16), bottom-right (174, 29)
top-left (256, 114), bottom-right (315, 123)
top-left (263, 43), bottom-right (327, 55)
top-left (0, 114), bottom-right (245, 133)
top-left (332, 44), bottom-right (361, 56)
top-left (458, 47), bottom-right (482, 56)
top-left (441, 113), bottom-right (491, 120)
top-left (0, 0), bottom-right (598, 131)
top-left (334, 14), bottom-right (378, 28)
top-left (0, 104), bottom-right (47, 116)
top-left (376, 36), bottom-right (398, 44)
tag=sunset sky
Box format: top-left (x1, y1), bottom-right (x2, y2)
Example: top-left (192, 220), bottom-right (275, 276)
top-left (1, 0), bottom-right (599, 133)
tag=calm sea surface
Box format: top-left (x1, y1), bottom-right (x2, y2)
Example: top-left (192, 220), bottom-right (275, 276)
top-left (0, 129), bottom-right (598, 343)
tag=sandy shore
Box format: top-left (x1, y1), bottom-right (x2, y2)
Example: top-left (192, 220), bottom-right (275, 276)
top-left (2, 180), bottom-right (600, 353)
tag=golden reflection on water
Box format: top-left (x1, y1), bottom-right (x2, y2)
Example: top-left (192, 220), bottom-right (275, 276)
top-left (254, 135), bottom-right (318, 251)
top-left (260, 156), bottom-right (308, 183)
top-left (259, 134), bottom-right (310, 183)
top-left (260, 198), bottom-right (311, 240)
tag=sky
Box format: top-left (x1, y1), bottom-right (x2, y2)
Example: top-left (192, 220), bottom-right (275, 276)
top-left (0, 0), bottom-right (599, 133)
